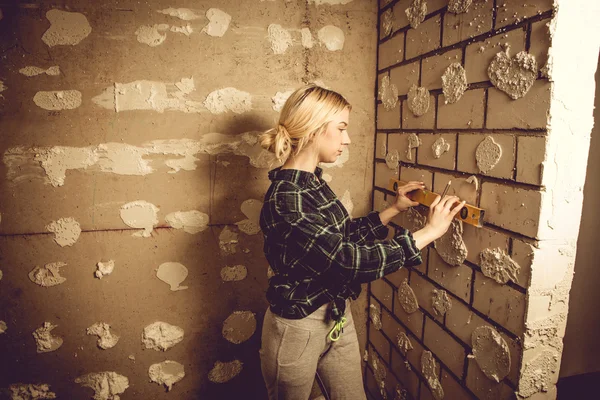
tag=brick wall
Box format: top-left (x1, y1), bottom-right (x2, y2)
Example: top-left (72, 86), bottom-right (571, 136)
top-left (367, 0), bottom-right (554, 399)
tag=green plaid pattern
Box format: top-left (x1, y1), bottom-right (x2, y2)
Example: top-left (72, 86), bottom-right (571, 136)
top-left (260, 166), bottom-right (422, 322)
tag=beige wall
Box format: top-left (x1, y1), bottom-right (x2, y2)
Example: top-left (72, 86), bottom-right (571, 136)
top-left (560, 55), bottom-right (600, 378)
top-left (0, 1), bottom-right (378, 398)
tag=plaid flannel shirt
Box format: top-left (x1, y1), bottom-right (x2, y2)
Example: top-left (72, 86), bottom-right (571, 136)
top-left (259, 166), bottom-right (422, 322)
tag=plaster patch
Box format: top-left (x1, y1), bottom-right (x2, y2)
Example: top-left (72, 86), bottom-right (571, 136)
top-left (33, 322), bottom-right (63, 353)
top-left (219, 227), bottom-right (239, 255)
top-left (0, 80), bottom-right (6, 98)
top-left (370, 352), bottom-right (386, 383)
top-left (236, 199), bottom-right (262, 235)
top-left (406, 133), bottom-right (421, 161)
top-left (272, 90), bottom-right (294, 112)
top-left (34, 146), bottom-right (97, 186)
top-left (19, 66), bottom-right (60, 77)
top-left (208, 360), bottom-right (243, 383)
top-left (148, 360), bottom-right (185, 391)
top-left (466, 175), bottom-right (479, 191)
top-left (322, 173), bottom-right (332, 182)
top-left (0, 269), bottom-right (3, 280)
top-left (385, 149), bottom-right (400, 172)
top-left (46, 217), bottom-right (81, 247)
top-left (448, 0), bottom-right (473, 13)
top-left (75, 372), bottom-right (129, 400)
top-left (28, 262), bottom-right (67, 287)
top-left (300, 28), bottom-right (313, 48)
top-left (407, 85), bottom-right (430, 116)
top-left (471, 326), bottom-right (511, 383)
top-left (142, 322), bottom-right (184, 351)
top-left (308, 0), bottom-right (354, 4)
top-left (421, 351), bottom-right (444, 400)
top-left (317, 25), bottom-right (345, 51)
top-left (405, 0), bottom-right (427, 29)
top-left (204, 87), bottom-right (252, 114)
top-left (398, 279), bottom-right (419, 314)
top-left (33, 90), bottom-right (82, 110)
top-left (378, 75), bottom-right (399, 111)
top-left (381, 9), bottom-right (394, 37)
top-left (170, 25), bottom-right (193, 36)
top-left (518, 350), bottom-right (558, 397)
top-left (156, 262), bottom-right (189, 291)
top-left (406, 207), bottom-right (426, 231)
top-left (202, 8), bottom-right (231, 37)
top-left (431, 137), bottom-right (450, 159)
top-left (94, 78), bottom-right (204, 113)
top-left (120, 200), bottom-right (159, 237)
top-left (396, 332), bottom-right (413, 355)
top-left (8, 384), bottom-right (56, 399)
top-left (95, 260), bottom-right (115, 279)
top-left (165, 210), bottom-right (209, 234)
top-left (434, 220), bottom-right (467, 266)
top-left (220, 265), bottom-right (248, 282)
top-left (432, 289), bottom-right (452, 316)
top-left (157, 8), bottom-right (202, 20)
top-left (475, 136), bottom-right (502, 174)
top-left (42, 10), bottom-right (91, 46)
top-left (442, 63), bottom-right (467, 104)
top-left (488, 48), bottom-right (537, 100)
top-left (480, 248), bottom-right (520, 284)
top-left (340, 190), bottom-right (354, 217)
top-left (0, 320), bottom-right (7, 334)
top-left (222, 311), bottom-right (257, 344)
top-left (135, 24), bottom-right (169, 46)
top-left (87, 323), bottom-right (120, 350)
top-left (268, 24), bottom-right (293, 54)
top-left (370, 303), bottom-right (382, 330)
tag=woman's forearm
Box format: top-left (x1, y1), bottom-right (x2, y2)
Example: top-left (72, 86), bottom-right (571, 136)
top-left (378, 206), bottom-right (400, 226)
top-left (412, 225), bottom-right (436, 250)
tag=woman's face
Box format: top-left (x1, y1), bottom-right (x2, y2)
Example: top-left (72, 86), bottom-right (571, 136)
top-left (318, 107), bottom-right (351, 164)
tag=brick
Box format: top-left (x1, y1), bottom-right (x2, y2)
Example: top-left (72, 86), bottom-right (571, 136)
top-left (438, 89), bottom-right (485, 129)
top-left (456, 133), bottom-right (516, 179)
top-left (420, 382), bottom-right (436, 400)
top-left (472, 270), bottom-right (526, 336)
top-left (400, 165), bottom-right (433, 188)
top-left (375, 161), bottom-right (399, 189)
top-left (495, 0), bottom-right (554, 29)
top-left (486, 80), bottom-right (551, 129)
top-left (373, 189), bottom-right (389, 213)
top-left (409, 272), bottom-right (440, 322)
top-left (426, 0), bottom-right (448, 13)
top-left (405, 16), bottom-right (441, 60)
top-left (387, 262), bottom-right (410, 289)
top-left (379, 32), bottom-right (405, 70)
top-left (432, 172), bottom-right (478, 206)
top-left (428, 250), bottom-right (473, 303)
top-left (377, 72), bottom-right (387, 100)
top-left (391, 0), bottom-right (411, 31)
top-left (376, 132), bottom-right (388, 159)
top-left (372, 278), bottom-right (394, 311)
top-left (370, 321), bottom-right (392, 363)
top-left (365, 363), bottom-right (382, 398)
top-left (466, 358), bottom-right (516, 399)
top-left (388, 133), bottom-right (416, 164)
top-left (480, 182), bottom-right (542, 238)
top-left (390, 61), bottom-right (420, 96)
top-left (510, 238), bottom-right (534, 289)
top-left (516, 135), bottom-right (546, 185)
top-left (416, 133), bottom-right (456, 170)
top-left (394, 297), bottom-right (424, 339)
top-left (424, 317), bottom-right (466, 378)
top-left (443, 0), bottom-right (493, 47)
top-left (464, 28), bottom-right (526, 83)
top-left (384, 370), bottom-right (401, 400)
top-left (382, 306), bottom-right (403, 345)
top-left (530, 19), bottom-right (551, 70)
top-left (461, 224), bottom-right (510, 266)
top-left (421, 48), bottom-right (462, 90)
top-left (444, 299), bottom-right (522, 385)
top-left (440, 369), bottom-right (475, 399)
top-left (390, 347), bottom-right (421, 399)
top-left (377, 103), bottom-right (401, 129)
top-left (403, 334), bottom-right (429, 380)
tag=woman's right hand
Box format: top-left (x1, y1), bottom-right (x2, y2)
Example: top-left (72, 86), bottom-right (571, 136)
top-left (412, 195), bottom-right (466, 250)
top-left (426, 195), bottom-right (466, 239)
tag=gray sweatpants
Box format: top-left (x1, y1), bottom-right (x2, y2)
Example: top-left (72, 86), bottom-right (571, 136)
top-left (260, 300), bottom-right (367, 400)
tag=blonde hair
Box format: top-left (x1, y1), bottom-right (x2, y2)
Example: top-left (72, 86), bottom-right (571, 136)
top-left (260, 84), bottom-right (352, 162)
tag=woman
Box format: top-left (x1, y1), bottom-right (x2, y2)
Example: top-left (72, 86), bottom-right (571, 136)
top-left (258, 84), bottom-right (465, 400)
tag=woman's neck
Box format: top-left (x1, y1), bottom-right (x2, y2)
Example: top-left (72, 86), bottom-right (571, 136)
top-left (281, 148), bottom-right (320, 173)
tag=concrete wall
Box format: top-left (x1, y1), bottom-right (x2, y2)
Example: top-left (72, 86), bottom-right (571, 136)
top-left (366, 0), bottom-right (583, 399)
top-left (0, 1), bottom-right (378, 398)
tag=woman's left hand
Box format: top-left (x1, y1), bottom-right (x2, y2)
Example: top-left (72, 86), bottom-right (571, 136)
top-left (393, 181), bottom-right (424, 212)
